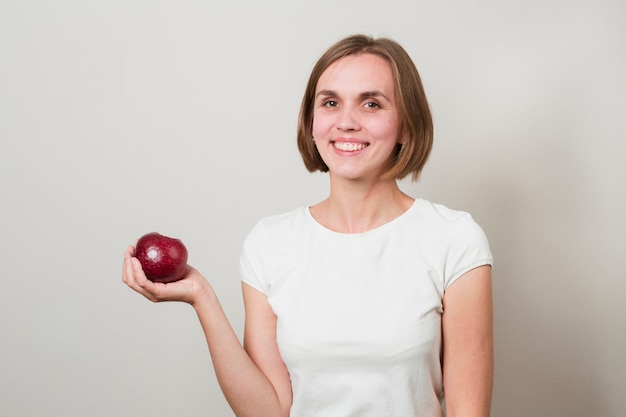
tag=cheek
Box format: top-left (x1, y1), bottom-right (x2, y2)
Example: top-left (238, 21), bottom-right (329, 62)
top-left (311, 111), bottom-right (332, 137)
top-left (371, 118), bottom-right (401, 142)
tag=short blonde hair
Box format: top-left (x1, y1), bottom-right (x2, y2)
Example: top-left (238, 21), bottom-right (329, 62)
top-left (297, 34), bottom-right (433, 181)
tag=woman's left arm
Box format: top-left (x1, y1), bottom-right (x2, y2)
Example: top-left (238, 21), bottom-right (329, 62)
top-left (442, 264), bottom-right (494, 417)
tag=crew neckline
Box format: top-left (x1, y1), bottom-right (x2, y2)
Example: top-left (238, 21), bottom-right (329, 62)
top-left (304, 199), bottom-right (421, 238)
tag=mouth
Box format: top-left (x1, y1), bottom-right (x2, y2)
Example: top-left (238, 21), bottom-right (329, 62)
top-left (332, 141), bottom-right (369, 152)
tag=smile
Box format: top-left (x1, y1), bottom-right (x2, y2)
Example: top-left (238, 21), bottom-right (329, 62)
top-left (332, 141), bottom-right (369, 151)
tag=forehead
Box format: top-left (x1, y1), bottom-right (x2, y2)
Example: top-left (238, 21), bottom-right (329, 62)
top-left (316, 53), bottom-right (395, 95)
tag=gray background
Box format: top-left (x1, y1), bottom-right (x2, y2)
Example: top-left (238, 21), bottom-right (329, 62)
top-left (1, 1), bottom-right (624, 416)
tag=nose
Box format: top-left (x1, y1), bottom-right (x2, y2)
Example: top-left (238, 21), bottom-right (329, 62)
top-left (336, 104), bottom-right (360, 131)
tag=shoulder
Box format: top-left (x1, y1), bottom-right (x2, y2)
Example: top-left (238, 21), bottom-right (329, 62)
top-left (409, 199), bottom-right (484, 234)
top-left (247, 207), bottom-right (308, 236)
top-left (410, 199), bottom-right (492, 261)
top-left (243, 207), bottom-right (312, 250)
top-left (411, 200), bottom-right (493, 287)
top-left (240, 207), bottom-right (311, 293)
top-left (255, 206), bottom-right (309, 228)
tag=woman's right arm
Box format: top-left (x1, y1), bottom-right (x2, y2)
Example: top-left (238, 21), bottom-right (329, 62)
top-left (122, 246), bottom-right (292, 417)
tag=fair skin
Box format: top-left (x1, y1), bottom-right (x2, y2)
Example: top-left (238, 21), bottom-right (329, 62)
top-left (123, 52), bottom-right (493, 417)
top-left (443, 265), bottom-right (494, 417)
top-left (310, 53), bottom-right (412, 232)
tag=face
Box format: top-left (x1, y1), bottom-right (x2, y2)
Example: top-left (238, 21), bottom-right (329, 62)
top-left (311, 53), bottom-right (403, 182)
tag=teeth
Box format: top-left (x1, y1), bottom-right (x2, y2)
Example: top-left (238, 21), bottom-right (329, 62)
top-left (333, 142), bottom-right (367, 151)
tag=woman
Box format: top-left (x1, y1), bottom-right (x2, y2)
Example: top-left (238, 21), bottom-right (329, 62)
top-left (123, 34), bottom-right (493, 417)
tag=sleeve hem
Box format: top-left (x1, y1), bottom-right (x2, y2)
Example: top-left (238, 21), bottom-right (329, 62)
top-left (444, 258), bottom-right (493, 290)
top-left (241, 276), bottom-right (266, 294)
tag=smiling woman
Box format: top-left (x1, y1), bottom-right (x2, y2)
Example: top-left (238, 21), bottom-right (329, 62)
top-left (310, 53), bottom-right (403, 183)
top-left (297, 34), bottom-right (433, 182)
top-left (123, 34), bottom-right (493, 417)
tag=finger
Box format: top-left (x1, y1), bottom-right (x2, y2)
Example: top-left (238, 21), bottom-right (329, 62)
top-left (122, 254), bottom-right (157, 302)
top-left (122, 247), bottom-right (134, 283)
top-left (122, 249), bottom-right (141, 285)
top-left (130, 257), bottom-right (163, 302)
top-left (130, 257), bottom-right (148, 284)
top-left (122, 252), bottom-right (132, 285)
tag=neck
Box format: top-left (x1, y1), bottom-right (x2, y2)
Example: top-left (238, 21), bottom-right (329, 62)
top-left (310, 176), bottom-right (414, 233)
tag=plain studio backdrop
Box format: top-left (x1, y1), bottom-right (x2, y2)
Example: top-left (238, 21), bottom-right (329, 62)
top-left (1, 1), bottom-right (624, 416)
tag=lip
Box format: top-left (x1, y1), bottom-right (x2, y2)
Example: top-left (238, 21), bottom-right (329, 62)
top-left (331, 138), bottom-right (370, 152)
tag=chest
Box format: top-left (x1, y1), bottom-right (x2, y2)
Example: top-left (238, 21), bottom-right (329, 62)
top-left (266, 234), bottom-right (445, 367)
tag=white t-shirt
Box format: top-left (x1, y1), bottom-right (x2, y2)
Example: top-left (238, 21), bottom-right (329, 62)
top-left (240, 199), bottom-right (493, 417)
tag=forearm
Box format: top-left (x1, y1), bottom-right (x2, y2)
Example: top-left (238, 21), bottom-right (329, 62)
top-left (193, 288), bottom-right (286, 417)
top-left (443, 340), bottom-right (493, 417)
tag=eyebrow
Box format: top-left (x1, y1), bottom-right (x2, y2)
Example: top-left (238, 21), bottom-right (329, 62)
top-left (315, 89), bottom-right (391, 101)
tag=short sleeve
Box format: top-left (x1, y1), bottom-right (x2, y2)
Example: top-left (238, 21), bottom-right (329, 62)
top-left (443, 213), bottom-right (493, 290)
top-left (239, 222), bottom-right (269, 294)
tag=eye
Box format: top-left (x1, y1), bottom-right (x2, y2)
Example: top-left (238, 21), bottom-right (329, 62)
top-left (323, 100), bottom-right (338, 108)
top-left (364, 101), bottom-right (380, 109)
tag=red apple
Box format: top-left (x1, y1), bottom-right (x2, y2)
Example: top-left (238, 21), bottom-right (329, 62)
top-left (135, 232), bottom-right (188, 283)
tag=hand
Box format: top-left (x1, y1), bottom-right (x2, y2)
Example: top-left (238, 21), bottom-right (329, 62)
top-left (122, 244), bottom-right (210, 306)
